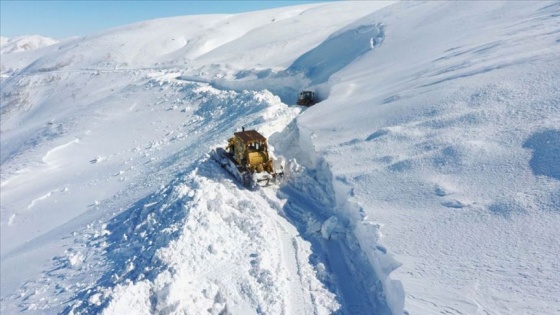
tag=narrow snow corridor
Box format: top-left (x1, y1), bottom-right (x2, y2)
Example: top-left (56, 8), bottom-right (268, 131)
top-left (277, 184), bottom-right (391, 315)
top-left (54, 71), bottom-right (396, 314)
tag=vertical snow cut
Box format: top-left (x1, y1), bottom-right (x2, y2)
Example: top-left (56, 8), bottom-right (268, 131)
top-left (288, 22), bottom-right (385, 85)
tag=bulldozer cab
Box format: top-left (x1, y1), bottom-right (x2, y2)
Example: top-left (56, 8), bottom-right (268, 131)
top-left (218, 128), bottom-right (282, 186)
top-left (229, 130), bottom-right (270, 170)
top-left (297, 90), bottom-right (316, 106)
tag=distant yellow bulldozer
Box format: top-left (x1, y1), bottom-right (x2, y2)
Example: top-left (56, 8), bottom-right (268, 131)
top-left (214, 128), bottom-right (282, 187)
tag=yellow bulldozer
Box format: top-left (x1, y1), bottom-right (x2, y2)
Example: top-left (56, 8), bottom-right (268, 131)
top-left (214, 128), bottom-right (282, 187)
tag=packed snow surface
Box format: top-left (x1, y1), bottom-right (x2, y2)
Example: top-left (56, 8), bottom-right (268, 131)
top-left (1, 1), bottom-right (559, 314)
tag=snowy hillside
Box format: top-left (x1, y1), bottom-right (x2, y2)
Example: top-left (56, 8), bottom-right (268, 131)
top-left (1, 1), bottom-right (559, 314)
top-left (0, 35), bottom-right (59, 54)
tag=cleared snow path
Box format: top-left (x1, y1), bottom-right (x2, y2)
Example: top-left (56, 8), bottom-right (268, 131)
top-left (64, 160), bottom-right (342, 314)
top-left (66, 77), bottom-right (392, 314)
top-left (1, 70), bottom-right (395, 314)
top-left (269, 123), bottom-right (396, 314)
top-left (277, 184), bottom-right (390, 314)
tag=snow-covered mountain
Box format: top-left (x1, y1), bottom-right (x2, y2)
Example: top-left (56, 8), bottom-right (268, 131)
top-left (0, 35), bottom-right (59, 54)
top-left (1, 1), bottom-right (559, 314)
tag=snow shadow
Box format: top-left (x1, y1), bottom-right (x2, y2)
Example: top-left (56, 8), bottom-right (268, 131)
top-left (523, 129), bottom-right (560, 181)
top-left (488, 200), bottom-right (527, 218)
top-left (287, 23), bottom-right (385, 85)
top-left (65, 169), bottom-right (196, 313)
top-left (272, 122), bottom-right (391, 314)
top-left (278, 173), bottom-right (391, 315)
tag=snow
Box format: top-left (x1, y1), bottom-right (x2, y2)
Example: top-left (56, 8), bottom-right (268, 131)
top-left (0, 35), bottom-right (58, 55)
top-left (1, 1), bottom-right (559, 314)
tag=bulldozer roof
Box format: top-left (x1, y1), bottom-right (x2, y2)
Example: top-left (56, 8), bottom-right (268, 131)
top-left (234, 129), bottom-right (266, 143)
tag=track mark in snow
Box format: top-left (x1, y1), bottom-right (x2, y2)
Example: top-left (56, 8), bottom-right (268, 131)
top-left (255, 188), bottom-right (324, 315)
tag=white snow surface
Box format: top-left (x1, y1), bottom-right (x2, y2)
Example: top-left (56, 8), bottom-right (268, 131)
top-left (1, 1), bottom-right (559, 314)
top-left (0, 35), bottom-right (59, 55)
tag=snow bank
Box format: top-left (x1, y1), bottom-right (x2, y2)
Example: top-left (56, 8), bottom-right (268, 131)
top-left (298, 1), bottom-right (560, 313)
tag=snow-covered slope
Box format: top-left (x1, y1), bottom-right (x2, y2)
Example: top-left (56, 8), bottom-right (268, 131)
top-left (1, 1), bottom-right (559, 314)
top-left (0, 35), bottom-right (58, 54)
top-left (296, 1), bottom-right (560, 313)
